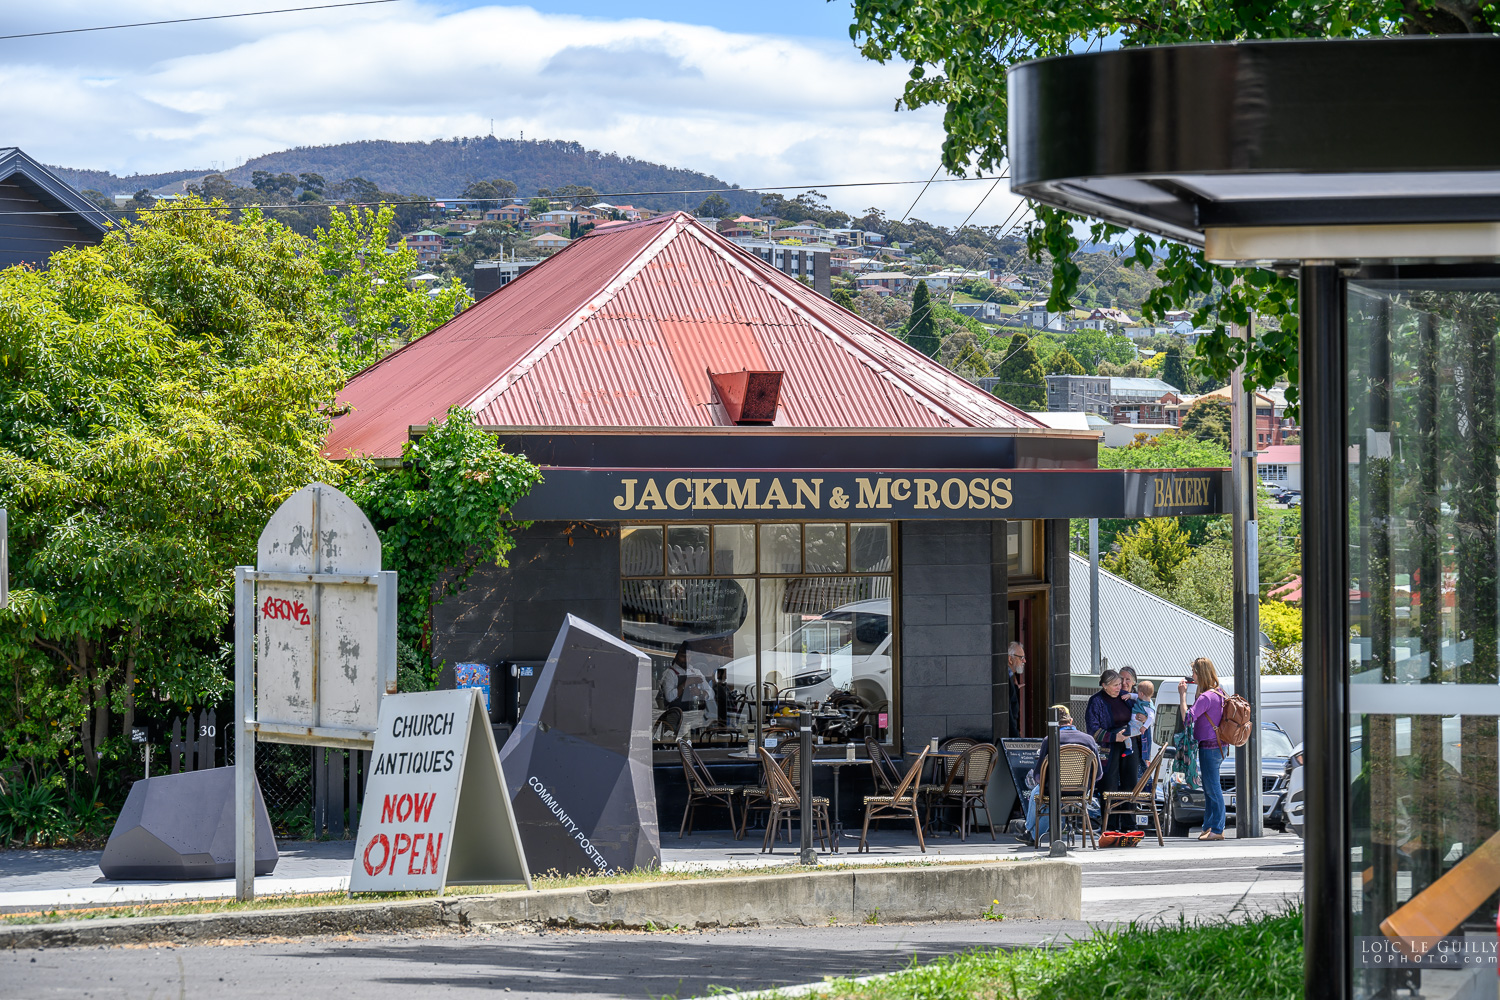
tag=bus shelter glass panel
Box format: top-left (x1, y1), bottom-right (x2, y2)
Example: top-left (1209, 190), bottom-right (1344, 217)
top-left (1347, 277), bottom-right (1500, 1000)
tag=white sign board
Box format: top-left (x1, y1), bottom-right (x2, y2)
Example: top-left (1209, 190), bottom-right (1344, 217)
top-left (349, 688), bottom-right (531, 893)
top-left (252, 483), bottom-right (395, 743)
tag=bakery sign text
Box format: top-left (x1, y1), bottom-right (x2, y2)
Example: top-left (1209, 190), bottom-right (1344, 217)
top-left (611, 475), bottom-right (1015, 513)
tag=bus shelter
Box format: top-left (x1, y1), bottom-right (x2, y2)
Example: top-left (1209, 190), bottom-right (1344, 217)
top-left (1010, 35), bottom-right (1500, 1000)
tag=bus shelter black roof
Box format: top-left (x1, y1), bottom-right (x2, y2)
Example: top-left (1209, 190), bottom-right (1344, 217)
top-left (1007, 36), bottom-right (1500, 244)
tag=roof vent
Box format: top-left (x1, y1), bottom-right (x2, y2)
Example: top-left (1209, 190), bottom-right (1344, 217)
top-left (709, 370), bottom-right (783, 425)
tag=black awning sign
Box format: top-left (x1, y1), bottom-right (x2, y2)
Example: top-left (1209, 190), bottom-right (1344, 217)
top-left (511, 467), bottom-right (1231, 521)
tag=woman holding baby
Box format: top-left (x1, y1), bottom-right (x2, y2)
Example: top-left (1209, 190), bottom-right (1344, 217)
top-left (1085, 668), bottom-right (1141, 832)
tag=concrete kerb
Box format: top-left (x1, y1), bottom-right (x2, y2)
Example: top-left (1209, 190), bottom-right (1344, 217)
top-left (0, 858), bottom-right (1080, 950)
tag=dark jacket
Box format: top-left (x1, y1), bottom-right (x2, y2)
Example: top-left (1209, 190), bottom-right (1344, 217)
top-left (1084, 690), bottom-right (1132, 748)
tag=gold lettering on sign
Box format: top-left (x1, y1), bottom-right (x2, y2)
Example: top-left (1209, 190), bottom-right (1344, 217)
top-left (914, 478), bottom-right (940, 509)
top-left (793, 478), bottom-right (822, 509)
top-left (991, 478), bottom-right (1013, 510)
top-left (636, 479), bottom-right (667, 511)
top-left (856, 478), bottom-right (891, 510)
top-left (1154, 476), bottom-right (1213, 509)
top-left (613, 479), bottom-right (638, 510)
top-left (725, 479), bottom-right (761, 509)
top-left (891, 478), bottom-right (912, 501)
top-left (665, 478), bottom-right (693, 510)
top-left (762, 478), bottom-right (793, 510)
top-left (940, 478), bottom-right (967, 508)
top-left (694, 479), bottom-right (724, 509)
top-left (968, 477), bottom-right (991, 510)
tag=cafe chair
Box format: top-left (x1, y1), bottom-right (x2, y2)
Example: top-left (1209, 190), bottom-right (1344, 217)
top-left (858, 747), bottom-right (929, 853)
top-left (653, 707), bottom-right (684, 743)
top-left (1100, 743), bottom-right (1169, 846)
top-left (1034, 744), bottom-right (1100, 850)
top-left (865, 736), bottom-right (902, 794)
top-left (676, 738), bottom-right (741, 838)
top-left (757, 747), bottom-right (830, 854)
top-left (923, 743), bottom-right (999, 841)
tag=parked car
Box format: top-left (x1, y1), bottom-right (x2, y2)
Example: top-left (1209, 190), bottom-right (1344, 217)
top-left (720, 598), bottom-right (892, 712)
top-left (1159, 722), bottom-right (1295, 836)
top-left (1274, 741), bottom-right (1305, 838)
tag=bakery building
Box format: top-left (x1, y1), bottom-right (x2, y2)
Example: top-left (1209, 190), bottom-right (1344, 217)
top-left (322, 212), bottom-right (1225, 793)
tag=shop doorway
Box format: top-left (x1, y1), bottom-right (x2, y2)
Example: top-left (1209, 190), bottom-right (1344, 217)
top-left (1007, 595), bottom-right (1047, 738)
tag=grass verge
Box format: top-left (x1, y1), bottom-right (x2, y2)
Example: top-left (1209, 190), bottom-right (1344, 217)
top-left (774, 906), bottom-right (1302, 1000)
top-left (1, 856), bottom-right (1014, 926)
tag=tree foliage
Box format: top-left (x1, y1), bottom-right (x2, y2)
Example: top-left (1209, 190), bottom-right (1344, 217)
top-left (1160, 344), bottom-right (1188, 391)
top-left (695, 193), bottom-right (733, 218)
top-left (1046, 348), bottom-right (1086, 377)
top-left (904, 281), bottom-right (940, 357)
top-left (1060, 329), bottom-right (1136, 375)
top-left (850, 1), bottom-right (1493, 414)
top-left (0, 206), bottom-right (344, 781)
top-left (1181, 398), bottom-right (1233, 450)
top-left (991, 332), bottom-right (1047, 409)
top-left (344, 410), bottom-right (541, 690)
top-left (1260, 599), bottom-right (1304, 674)
top-left (1105, 518), bottom-right (1193, 590)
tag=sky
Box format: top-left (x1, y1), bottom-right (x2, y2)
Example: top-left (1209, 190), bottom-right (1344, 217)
top-left (0, 1), bottom-right (1023, 226)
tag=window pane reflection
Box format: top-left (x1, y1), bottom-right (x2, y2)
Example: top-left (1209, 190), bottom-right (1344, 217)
top-left (760, 524), bottom-right (802, 573)
top-left (852, 523), bottom-right (892, 572)
top-left (804, 524), bottom-right (847, 573)
top-left (666, 525), bottom-right (709, 575)
top-left (621, 526), bottom-right (663, 576)
top-left (712, 524), bottom-right (756, 575)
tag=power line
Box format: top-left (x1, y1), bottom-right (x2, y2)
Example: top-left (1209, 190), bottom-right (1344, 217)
top-left (0, 0), bottom-right (403, 41)
top-left (897, 165), bottom-right (943, 224)
top-left (0, 175), bottom-right (1001, 219)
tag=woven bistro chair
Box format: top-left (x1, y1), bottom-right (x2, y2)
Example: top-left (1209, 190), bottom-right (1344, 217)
top-left (919, 737), bottom-right (979, 830)
top-left (923, 743), bottom-right (999, 841)
top-left (653, 707), bottom-right (684, 743)
top-left (865, 736), bottom-right (902, 794)
top-left (1034, 744), bottom-right (1101, 850)
top-left (1101, 743), bottom-right (1170, 846)
top-left (676, 738), bottom-right (741, 838)
top-left (859, 748), bottom-right (930, 853)
top-left (758, 747), bottom-right (830, 854)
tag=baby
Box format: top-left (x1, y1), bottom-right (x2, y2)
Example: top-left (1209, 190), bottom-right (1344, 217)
top-left (1127, 680), bottom-right (1157, 738)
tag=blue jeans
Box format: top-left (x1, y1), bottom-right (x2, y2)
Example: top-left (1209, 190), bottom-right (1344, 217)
top-left (1025, 787), bottom-right (1048, 841)
top-left (1199, 744), bottom-right (1226, 834)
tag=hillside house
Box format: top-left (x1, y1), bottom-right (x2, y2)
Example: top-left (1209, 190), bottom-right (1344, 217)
top-left (0, 148), bottom-right (112, 268)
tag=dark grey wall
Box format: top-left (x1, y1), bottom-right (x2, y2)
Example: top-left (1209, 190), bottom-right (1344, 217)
top-left (434, 521), bottom-right (621, 668)
top-left (0, 178), bottom-right (103, 268)
top-left (898, 520), bottom-right (1006, 753)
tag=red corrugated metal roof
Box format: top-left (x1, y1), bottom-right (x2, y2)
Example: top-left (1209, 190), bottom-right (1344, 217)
top-left (324, 213), bottom-right (1045, 459)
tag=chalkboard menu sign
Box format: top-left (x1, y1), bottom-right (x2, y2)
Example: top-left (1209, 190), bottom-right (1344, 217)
top-left (991, 738), bottom-right (1047, 828)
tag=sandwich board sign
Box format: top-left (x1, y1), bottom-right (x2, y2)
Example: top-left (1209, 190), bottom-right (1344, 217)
top-left (349, 687), bottom-right (531, 893)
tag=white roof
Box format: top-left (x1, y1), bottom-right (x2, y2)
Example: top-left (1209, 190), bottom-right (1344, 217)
top-left (1026, 410), bottom-right (1094, 432)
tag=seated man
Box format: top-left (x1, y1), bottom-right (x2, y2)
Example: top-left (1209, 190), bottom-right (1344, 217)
top-left (1021, 705), bottom-right (1101, 846)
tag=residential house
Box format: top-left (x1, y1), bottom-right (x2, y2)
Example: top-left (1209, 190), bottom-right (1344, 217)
top-left (527, 232), bottom-right (572, 253)
top-left (1107, 377), bottom-right (1181, 424)
top-left (473, 258), bottom-right (544, 297)
top-left (0, 147), bottom-right (112, 267)
top-left (529, 220), bottom-right (566, 236)
top-left (1257, 444), bottom-right (1302, 491)
top-left (1164, 386), bottom-right (1290, 446)
top-left (484, 204), bottom-right (527, 225)
top-left (854, 271), bottom-right (916, 297)
top-left (1045, 375), bottom-right (1111, 417)
top-left (734, 240), bottom-right (832, 296)
top-left (404, 229), bottom-right (445, 263)
top-left (1076, 307), bottom-right (1134, 330)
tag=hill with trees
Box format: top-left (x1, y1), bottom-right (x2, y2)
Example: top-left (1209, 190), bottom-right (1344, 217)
top-left (50, 136), bottom-right (762, 215)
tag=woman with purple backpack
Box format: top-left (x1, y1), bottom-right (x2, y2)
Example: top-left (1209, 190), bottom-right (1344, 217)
top-left (1178, 657), bottom-right (1227, 841)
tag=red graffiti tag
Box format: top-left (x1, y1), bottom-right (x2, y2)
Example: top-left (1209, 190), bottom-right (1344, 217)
top-left (261, 596), bottom-right (310, 625)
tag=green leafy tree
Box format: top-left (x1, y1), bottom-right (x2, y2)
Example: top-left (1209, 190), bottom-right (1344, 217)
top-left (695, 193), bottom-right (733, 218)
top-left (1160, 344), bottom-right (1188, 391)
top-left (1046, 348), bottom-right (1086, 377)
top-left (1260, 599), bottom-right (1304, 674)
top-left (849, 2), bottom-right (1488, 413)
top-left (0, 204), bottom-right (344, 781)
top-left (312, 204), bottom-right (472, 374)
top-left (1105, 518), bottom-right (1193, 591)
top-left (345, 409), bottom-right (541, 689)
top-left (1061, 329), bottom-right (1135, 374)
top-left (461, 179), bottom-right (518, 211)
top-left (1167, 527), bottom-right (1235, 629)
top-left (528, 197), bottom-right (552, 215)
top-left (992, 332), bottom-right (1046, 409)
top-left (903, 281), bottom-right (940, 357)
top-left (1181, 398), bottom-right (1232, 450)
top-left (833, 286), bottom-right (857, 310)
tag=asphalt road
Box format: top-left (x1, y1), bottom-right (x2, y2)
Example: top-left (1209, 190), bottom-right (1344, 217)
top-left (3, 849), bottom-right (1303, 1000)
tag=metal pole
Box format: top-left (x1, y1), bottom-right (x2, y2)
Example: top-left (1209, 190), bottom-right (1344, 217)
top-left (1047, 709), bottom-right (1066, 856)
top-left (1231, 323), bottom-right (1263, 838)
top-left (1088, 518), bottom-right (1101, 673)
top-left (234, 566), bottom-right (256, 902)
top-left (1300, 263), bottom-right (1349, 1000)
top-left (798, 710), bottom-right (817, 866)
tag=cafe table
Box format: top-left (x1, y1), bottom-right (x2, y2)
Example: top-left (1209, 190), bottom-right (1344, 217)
top-left (809, 754), bottom-right (870, 853)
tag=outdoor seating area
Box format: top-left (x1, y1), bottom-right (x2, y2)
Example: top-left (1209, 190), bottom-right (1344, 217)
top-left (669, 734), bottom-right (1003, 855)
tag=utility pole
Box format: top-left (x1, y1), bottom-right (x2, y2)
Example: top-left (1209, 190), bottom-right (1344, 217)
top-left (1089, 518), bottom-right (1101, 673)
top-left (1231, 320), bottom-right (1263, 837)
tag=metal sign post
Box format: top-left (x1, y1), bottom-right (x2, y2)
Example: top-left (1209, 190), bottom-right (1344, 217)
top-left (1047, 710), bottom-right (1067, 857)
top-left (235, 484), bottom-right (397, 901)
top-left (799, 711), bottom-right (816, 866)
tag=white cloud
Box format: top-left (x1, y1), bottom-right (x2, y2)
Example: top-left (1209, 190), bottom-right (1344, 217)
top-left (3, 2), bottom-right (1021, 225)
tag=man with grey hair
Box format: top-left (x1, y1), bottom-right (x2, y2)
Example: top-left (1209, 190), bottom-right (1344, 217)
top-left (1008, 641), bottom-right (1027, 736)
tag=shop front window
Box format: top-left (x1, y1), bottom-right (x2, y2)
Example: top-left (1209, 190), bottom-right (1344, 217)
top-left (1346, 277), bottom-right (1500, 1000)
top-left (622, 522), bottom-right (895, 751)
